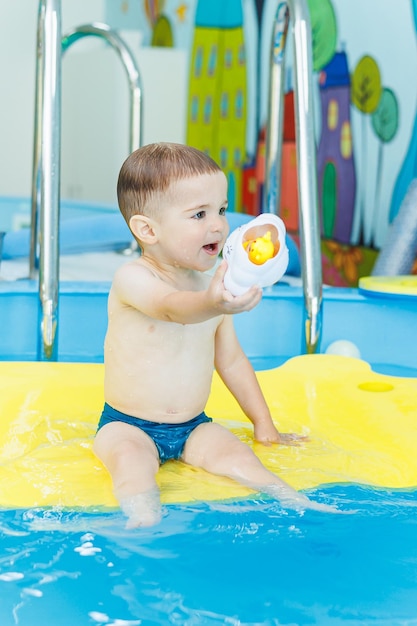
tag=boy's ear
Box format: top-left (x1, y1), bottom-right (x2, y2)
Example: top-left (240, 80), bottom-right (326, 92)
top-left (129, 215), bottom-right (158, 244)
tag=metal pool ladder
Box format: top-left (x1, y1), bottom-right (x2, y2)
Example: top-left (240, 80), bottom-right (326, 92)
top-left (263, 0), bottom-right (322, 354)
top-left (31, 0), bottom-right (143, 360)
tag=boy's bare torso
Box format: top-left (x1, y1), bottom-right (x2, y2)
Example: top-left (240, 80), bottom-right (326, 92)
top-left (104, 260), bottom-right (222, 424)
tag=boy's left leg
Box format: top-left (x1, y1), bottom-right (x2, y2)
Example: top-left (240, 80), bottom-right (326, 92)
top-left (182, 421), bottom-right (337, 512)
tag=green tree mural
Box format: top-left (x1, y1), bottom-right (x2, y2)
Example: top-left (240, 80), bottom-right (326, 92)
top-left (307, 0), bottom-right (337, 72)
top-left (371, 88), bottom-right (399, 142)
top-left (371, 88), bottom-right (399, 240)
top-left (351, 55), bottom-right (382, 244)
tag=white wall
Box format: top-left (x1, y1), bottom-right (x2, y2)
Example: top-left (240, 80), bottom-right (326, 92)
top-left (0, 1), bottom-right (187, 205)
top-left (61, 37), bottom-right (187, 204)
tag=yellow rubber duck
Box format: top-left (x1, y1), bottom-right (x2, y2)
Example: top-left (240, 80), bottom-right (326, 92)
top-left (243, 231), bottom-right (276, 265)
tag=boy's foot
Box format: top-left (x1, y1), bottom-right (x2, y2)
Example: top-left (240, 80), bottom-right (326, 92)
top-left (263, 484), bottom-right (342, 514)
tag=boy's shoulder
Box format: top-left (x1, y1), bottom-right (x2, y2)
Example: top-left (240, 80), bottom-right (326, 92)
top-left (111, 257), bottom-right (159, 294)
top-left (114, 257), bottom-right (156, 281)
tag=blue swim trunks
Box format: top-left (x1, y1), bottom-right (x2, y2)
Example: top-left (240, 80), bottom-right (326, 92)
top-left (97, 403), bottom-right (212, 463)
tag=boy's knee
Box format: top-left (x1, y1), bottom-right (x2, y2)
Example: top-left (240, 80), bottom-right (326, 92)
top-left (228, 439), bottom-right (258, 465)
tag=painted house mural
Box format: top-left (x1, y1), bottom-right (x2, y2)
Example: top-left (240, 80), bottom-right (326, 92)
top-left (317, 51), bottom-right (356, 246)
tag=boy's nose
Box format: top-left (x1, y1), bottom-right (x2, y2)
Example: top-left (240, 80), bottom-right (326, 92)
top-left (210, 215), bottom-right (226, 233)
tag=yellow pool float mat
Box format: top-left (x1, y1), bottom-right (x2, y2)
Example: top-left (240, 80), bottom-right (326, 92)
top-left (359, 275), bottom-right (417, 297)
top-left (1, 355), bottom-right (416, 509)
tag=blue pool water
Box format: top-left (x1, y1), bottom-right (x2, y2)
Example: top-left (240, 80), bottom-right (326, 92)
top-left (1, 485), bottom-right (417, 626)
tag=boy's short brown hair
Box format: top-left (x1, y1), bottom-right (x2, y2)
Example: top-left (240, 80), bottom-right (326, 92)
top-left (117, 142), bottom-right (222, 225)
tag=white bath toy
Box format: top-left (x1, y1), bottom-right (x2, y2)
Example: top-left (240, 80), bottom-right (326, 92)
top-left (223, 214), bottom-right (289, 295)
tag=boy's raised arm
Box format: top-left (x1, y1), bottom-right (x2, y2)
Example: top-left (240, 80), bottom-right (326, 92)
top-left (113, 261), bottom-right (263, 325)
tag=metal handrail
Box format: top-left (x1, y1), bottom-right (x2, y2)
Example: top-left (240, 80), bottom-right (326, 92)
top-left (61, 22), bottom-right (142, 155)
top-left (31, 2), bottom-right (143, 360)
top-left (263, 3), bottom-right (289, 216)
top-left (30, 0), bottom-right (62, 360)
top-left (263, 0), bottom-right (322, 354)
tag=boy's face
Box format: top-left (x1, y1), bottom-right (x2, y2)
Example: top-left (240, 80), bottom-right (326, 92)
top-left (154, 172), bottom-right (229, 272)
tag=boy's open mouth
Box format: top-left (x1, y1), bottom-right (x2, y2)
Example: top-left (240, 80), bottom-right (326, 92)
top-left (203, 243), bottom-right (219, 255)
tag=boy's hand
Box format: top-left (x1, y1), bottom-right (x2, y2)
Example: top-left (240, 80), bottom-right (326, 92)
top-left (209, 260), bottom-right (262, 313)
top-left (254, 422), bottom-right (309, 447)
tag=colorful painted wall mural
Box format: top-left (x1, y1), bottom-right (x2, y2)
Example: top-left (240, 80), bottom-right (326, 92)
top-left (105, 0), bottom-right (417, 286)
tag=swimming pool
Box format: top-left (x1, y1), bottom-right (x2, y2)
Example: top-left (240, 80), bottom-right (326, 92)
top-left (1, 486), bottom-right (417, 626)
top-left (1, 201), bottom-right (416, 625)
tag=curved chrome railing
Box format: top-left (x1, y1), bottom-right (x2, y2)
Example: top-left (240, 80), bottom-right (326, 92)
top-left (61, 22), bottom-right (142, 155)
top-left (31, 1), bottom-right (142, 360)
top-left (263, 0), bottom-right (322, 354)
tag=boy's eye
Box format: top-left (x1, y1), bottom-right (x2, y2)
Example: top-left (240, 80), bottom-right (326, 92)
top-left (193, 211), bottom-right (205, 220)
top-left (219, 207), bottom-right (227, 216)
